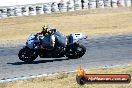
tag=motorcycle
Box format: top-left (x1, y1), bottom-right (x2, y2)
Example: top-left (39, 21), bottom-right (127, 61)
top-left (18, 30), bottom-right (87, 63)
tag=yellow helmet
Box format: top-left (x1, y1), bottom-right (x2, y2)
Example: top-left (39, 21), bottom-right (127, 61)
top-left (42, 25), bottom-right (48, 31)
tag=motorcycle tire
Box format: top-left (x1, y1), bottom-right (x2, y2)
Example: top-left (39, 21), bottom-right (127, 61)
top-left (66, 44), bottom-right (86, 59)
top-left (18, 47), bottom-right (38, 63)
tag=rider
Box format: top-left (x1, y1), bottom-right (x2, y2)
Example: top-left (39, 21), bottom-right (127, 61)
top-left (39, 25), bottom-right (50, 37)
top-left (38, 25), bottom-right (56, 49)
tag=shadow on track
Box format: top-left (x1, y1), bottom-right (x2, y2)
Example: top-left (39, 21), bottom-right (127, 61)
top-left (7, 58), bottom-right (70, 65)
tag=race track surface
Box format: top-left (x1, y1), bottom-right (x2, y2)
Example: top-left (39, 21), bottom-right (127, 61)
top-left (0, 34), bottom-right (132, 80)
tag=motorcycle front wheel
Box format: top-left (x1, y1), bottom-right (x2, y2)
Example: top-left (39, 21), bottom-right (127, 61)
top-left (18, 47), bottom-right (38, 63)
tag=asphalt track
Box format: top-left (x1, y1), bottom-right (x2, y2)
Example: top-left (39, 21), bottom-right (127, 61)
top-left (0, 34), bottom-right (132, 80)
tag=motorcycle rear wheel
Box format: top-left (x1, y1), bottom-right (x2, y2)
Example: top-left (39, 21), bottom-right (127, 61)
top-left (66, 44), bottom-right (86, 59)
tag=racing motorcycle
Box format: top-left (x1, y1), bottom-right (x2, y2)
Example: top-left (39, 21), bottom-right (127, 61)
top-left (18, 30), bottom-right (87, 63)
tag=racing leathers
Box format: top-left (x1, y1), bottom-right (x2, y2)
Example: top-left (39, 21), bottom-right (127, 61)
top-left (38, 29), bottom-right (56, 50)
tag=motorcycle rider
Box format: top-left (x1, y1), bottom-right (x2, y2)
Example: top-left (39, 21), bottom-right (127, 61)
top-left (38, 25), bottom-right (56, 50)
top-left (39, 25), bottom-right (50, 37)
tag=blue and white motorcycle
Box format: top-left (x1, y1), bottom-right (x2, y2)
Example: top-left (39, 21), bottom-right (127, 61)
top-left (18, 30), bottom-right (87, 63)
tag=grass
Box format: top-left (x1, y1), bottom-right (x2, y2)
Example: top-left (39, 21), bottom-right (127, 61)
top-left (0, 7), bottom-right (132, 45)
top-left (0, 65), bottom-right (132, 88)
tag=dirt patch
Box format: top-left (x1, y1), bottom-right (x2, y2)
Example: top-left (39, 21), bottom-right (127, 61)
top-left (0, 7), bottom-right (132, 45)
